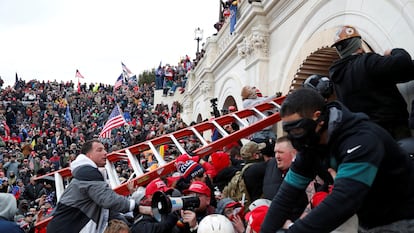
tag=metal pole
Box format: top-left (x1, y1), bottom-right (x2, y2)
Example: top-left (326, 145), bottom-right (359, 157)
top-left (196, 38), bottom-right (200, 54)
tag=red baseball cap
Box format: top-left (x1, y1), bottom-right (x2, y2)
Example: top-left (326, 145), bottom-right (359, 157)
top-left (145, 178), bottom-right (172, 197)
top-left (184, 181), bottom-right (211, 197)
top-left (245, 205), bottom-right (269, 233)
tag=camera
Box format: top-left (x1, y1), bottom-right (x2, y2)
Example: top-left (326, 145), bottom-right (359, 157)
top-left (210, 98), bottom-right (221, 117)
top-left (151, 191), bottom-right (200, 222)
top-left (210, 98), bottom-right (218, 107)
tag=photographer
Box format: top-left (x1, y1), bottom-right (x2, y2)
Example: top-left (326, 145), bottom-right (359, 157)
top-left (133, 180), bottom-right (214, 233)
top-left (131, 178), bottom-right (180, 233)
top-left (180, 181), bottom-right (215, 232)
top-left (210, 98), bottom-right (222, 142)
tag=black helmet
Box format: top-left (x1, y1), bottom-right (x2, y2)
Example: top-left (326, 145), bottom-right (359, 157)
top-left (303, 75), bottom-right (333, 99)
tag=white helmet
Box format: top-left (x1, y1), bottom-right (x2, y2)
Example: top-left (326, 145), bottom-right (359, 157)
top-left (198, 214), bottom-right (236, 233)
top-left (249, 198), bottom-right (271, 211)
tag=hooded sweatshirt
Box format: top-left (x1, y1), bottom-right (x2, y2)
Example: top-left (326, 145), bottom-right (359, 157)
top-left (261, 102), bottom-right (414, 233)
top-left (47, 154), bottom-right (134, 233)
top-left (0, 193), bottom-right (24, 233)
top-left (329, 49), bottom-right (414, 131)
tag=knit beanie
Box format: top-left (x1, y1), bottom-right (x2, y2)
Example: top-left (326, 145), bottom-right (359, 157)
top-left (177, 160), bottom-right (205, 180)
top-left (175, 154), bottom-right (200, 170)
top-left (211, 151), bottom-right (230, 173)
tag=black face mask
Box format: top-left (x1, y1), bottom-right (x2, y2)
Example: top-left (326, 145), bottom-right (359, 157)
top-left (282, 118), bottom-right (320, 152)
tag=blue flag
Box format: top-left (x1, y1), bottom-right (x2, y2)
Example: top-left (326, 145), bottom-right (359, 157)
top-left (128, 75), bottom-right (138, 86)
top-left (230, 4), bottom-right (237, 34)
top-left (64, 104), bottom-right (73, 127)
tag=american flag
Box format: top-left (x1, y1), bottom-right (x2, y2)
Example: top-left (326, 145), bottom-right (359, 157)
top-left (114, 74), bottom-right (123, 90)
top-left (121, 62), bottom-right (132, 75)
top-left (75, 69), bottom-right (85, 79)
top-left (99, 105), bottom-right (126, 138)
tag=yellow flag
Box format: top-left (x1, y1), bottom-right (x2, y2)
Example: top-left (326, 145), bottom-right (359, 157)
top-left (159, 145), bottom-right (168, 159)
top-left (92, 83), bottom-right (100, 92)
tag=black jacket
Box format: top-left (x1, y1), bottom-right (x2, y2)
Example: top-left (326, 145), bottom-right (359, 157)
top-left (23, 182), bottom-right (43, 203)
top-left (213, 166), bottom-right (239, 192)
top-left (262, 158), bottom-right (285, 200)
top-left (261, 102), bottom-right (414, 233)
top-left (263, 158), bottom-right (308, 222)
top-left (329, 49), bottom-right (414, 138)
top-left (131, 213), bottom-right (180, 233)
top-left (243, 161), bottom-right (266, 201)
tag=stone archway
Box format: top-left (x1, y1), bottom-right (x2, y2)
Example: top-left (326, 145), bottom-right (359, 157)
top-left (222, 95), bottom-right (237, 114)
top-left (196, 113), bottom-right (203, 123)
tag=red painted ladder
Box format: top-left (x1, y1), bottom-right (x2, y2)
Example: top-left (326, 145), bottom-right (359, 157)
top-left (34, 95), bottom-right (285, 230)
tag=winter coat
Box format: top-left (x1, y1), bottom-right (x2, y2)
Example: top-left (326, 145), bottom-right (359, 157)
top-left (47, 154), bottom-right (133, 233)
top-left (329, 49), bottom-right (414, 139)
top-left (261, 101), bottom-right (414, 233)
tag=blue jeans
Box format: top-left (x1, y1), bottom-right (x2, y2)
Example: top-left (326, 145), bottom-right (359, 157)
top-left (155, 76), bottom-right (163, 90)
top-left (169, 83), bottom-right (178, 93)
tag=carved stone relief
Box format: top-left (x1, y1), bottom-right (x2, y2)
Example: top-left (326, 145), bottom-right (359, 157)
top-left (237, 29), bottom-right (269, 58)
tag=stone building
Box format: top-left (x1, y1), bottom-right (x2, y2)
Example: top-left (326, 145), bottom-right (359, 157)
top-left (174, 0), bottom-right (414, 129)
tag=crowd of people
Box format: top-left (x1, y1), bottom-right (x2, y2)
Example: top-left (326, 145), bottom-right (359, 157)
top-left (154, 56), bottom-right (192, 96)
top-left (0, 66), bottom-right (287, 233)
top-left (0, 73), bottom-right (202, 232)
top-left (2, 24), bottom-right (414, 233)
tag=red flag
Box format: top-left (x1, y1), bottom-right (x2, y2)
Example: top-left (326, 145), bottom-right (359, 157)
top-left (75, 69), bottom-right (85, 79)
top-left (77, 80), bottom-right (81, 94)
top-left (99, 105), bottom-right (127, 138)
top-left (1, 121), bottom-right (10, 137)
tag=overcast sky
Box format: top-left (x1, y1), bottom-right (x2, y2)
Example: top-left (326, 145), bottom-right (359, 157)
top-left (0, 0), bottom-right (220, 87)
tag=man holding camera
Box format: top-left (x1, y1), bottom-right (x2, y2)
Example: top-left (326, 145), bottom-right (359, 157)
top-left (130, 178), bottom-right (180, 233)
top-left (132, 180), bottom-right (213, 233)
top-left (181, 181), bottom-right (215, 232)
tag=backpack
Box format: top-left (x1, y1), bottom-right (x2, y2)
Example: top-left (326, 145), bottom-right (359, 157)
top-left (222, 163), bottom-right (254, 208)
